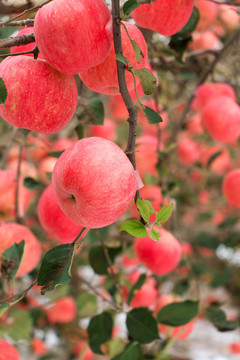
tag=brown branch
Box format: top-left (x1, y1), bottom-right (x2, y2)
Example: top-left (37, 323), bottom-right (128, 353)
top-left (0, 33), bottom-right (35, 49)
top-left (15, 142), bottom-right (24, 224)
top-left (0, 47), bottom-right (38, 58)
top-left (0, 0), bottom-right (52, 20)
top-left (0, 19), bottom-right (34, 27)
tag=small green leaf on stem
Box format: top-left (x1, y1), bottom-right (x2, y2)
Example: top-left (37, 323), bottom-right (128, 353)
top-left (156, 204), bottom-right (174, 223)
top-left (1, 241), bottom-right (25, 281)
top-left (157, 300), bottom-right (199, 326)
top-left (149, 229), bottom-right (161, 241)
top-left (143, 106), bottom-right (163, 124)
top-left (120, 220), bottom-right (147, 238)
top-left (88, 311), bottom-right (113, 354)
top-left (0, 78), bottom-right (7, 105)
top-left (206, 305), bottom-right (239, 331)
top-left (132, 68), bottom-right (157, 95)
top-left (89, 97), bottom-right (104, 125)
top-left (130, 39), bottom-right (144, 64)
top-left (116, 54), bottom-right (129, 64)
top-left (23, 177), bottom-right (41, 190)
top-left (123, 0), bottom-right (140, 15)
top-left (48, 150), bottom-right (64, 158)
top-left (136, 198), bottom-right (150, 222)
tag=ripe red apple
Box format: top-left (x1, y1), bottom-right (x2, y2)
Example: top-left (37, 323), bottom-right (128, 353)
top-left (201, 96), bottom-right (240, 144)
top-left (73, 341), bottom-right (95, 360)
top-left (131, 0), bottom-right (194, 36)
top-left (201, 145), bottom-right (232, 175)
top-left (0, 222), bottom-right (41, 277)
top-left (0, 56), bottom-right (78, 134)
top-left (11, 27), bottom-right (43, 59)
top-left (79, 22), bottom-right (148, 95)
top-left (222, 169), bottom-right (240, 208)
top-left (219, 5), bottom-right (240, 31)
top-left (186, 113), bottom-right (203, 134)
top-left (0, 340), bottom-right (20, 360)
top-left (135, 135), bottom-right (161, 179)
top-left (0, 170), bottom-right (32, 221)
top-left (38, 184), bottom-right (86, 244)
top-left (45, 296), bottom-right (76, 324)
top-left (189, 31), bottom-right (219, 51)
top-left (127, 273), bottom-right (158, 309)
top-left (34, 0), bottom-right (112, 74)
top-left (32, 338), bottom-right (46, 356)
top-left (88, 118), bottom-right (117, 141)
top-left (134, 227), bottom-right (182, 275)
top-left (195, 0), bottom-right (218, 31)
top-left (191, 83), bottom-right (236, 112)
top-left (52, 137), bottom-right (137, 228)
top-left (177, 139), bottom-right (200, 166)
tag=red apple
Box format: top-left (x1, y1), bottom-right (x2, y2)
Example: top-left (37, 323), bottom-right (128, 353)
top-left (32, 338), bottom-right (46, 356)
top-left (201, 145), bottom-right (232, 175)
top-left (189, 31), bottom-right (219, 51)
top-left (222, 169), bottom-right (240, 208)
top-left (73, 341), bottom-right (95, 360)
top-left (134, 227), bottom-right (182, 275)
top-left (52, 137), bottom-right (137, 228)
top-left (0, 56), bottom-right (78, 134)
top-left (45, 296), bottom-right (76, 324)
top-left (88, 118), bottom-right (117, 141)
top-left (0, 222), bottom-right (41, 277)
top-left (201, 96), bottom-right (240, 144)
top-left (38, 184), bottom-right (86, 244)
top-left (177, 139), bottom-right (200, 166)
top-left (34, 0), bottom-right (112, 74)
top-left (79, 22), bottom-right (148, 95)
top-left (195, 0), bottom-right (218, 31)
top-left (131, 0), bottom-right (194, 36)
top-left (186, 113), bottom-right (203, 134)
top-left (0, 340), bottom-right (20, 360)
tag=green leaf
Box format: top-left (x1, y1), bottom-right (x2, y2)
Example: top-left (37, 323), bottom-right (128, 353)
top-left (132, 68), bottom-right (157, 95)
top-left (0, 78), bottom-right (7, 105)
top-left (1, 241), bottom-right (25, 281)
top-left (137, 198), bottom-right (150, 223)
top-left (206, 150), bottom-right (222, 168)
top-left (37, 243), bottom-right (77, 295)
top-left (120, 220), bottom-right (147, 238)
top-left (131, 39), bottom-right (144, 64)
top-left (112, 341), bottom-right (144, 360)
top-left (126, 307), bottom-right (160, 344)
top-left (88, 311), bottom-right (113, 354)
top-left (0, 309), bottom-right (32, 340)
top-left (143, 106), bottom-right (163, 124)
top-left (76, 291), bottom-right (98, 318)
top-left (195, 232), bottom-right (219, 250)
top-left (149, 229), bottom-right (161, 241)
top-left (123, 0), bottom-right (140, 15)
top-left (48, 150), bottom-right (64, 158)
top-left (23, 177), bottom-right (41, 190)
top-left (109, 337), bottom-right (125, 359)
top-left (0, 293), bottom-right (25, 318)
top-left (127, 274), bottom-right (146, 305)
top-left (116, 54), bottom-right (129, 64)
top-left (156, 204), bottom-right (173, 223)
top-left (0, 304), bottom-right (10, 317)
top-left (89, 97), bottom-right (104, 125)
top-left (144, 200), bottom-right (154, 215)
top-left (157, 300), bottom-right (198, 326)
top-left (206, 305), bottom-right (239, 332)
top-left (89, 245), bottom-right (122, 275)
top-left (75, 123), bottom-right (84, 139)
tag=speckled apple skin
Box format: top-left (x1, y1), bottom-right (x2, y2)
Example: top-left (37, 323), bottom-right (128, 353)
top-left (202, 96), bottom-right (240, 144)
top-left (134, 227), bottom-right (182, 275)
top-left (52, 137), bottom-right (137, 228)
top-left (222, 169), bottom-right (240, 208)
top-left (0, 56), bottom-right (78, 134)
top-left (79, 22), bottom-right (148, 95)
top-left (38, 184), bottom-right (86, 243)
top-left (0, 223), bottom-right (41, 277)
top-left (131, 0), bottom-right (194, 36)
top-left (34, 0), bottom-right (113, 74)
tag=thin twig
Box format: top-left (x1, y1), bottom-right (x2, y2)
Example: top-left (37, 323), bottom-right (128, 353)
top-left (0, 19), bottom-right (34, 28)
top-left (0, 33), bottom-right (35, 49)
top-left (15, 142), bottom-right (23, 224)
top-left (0, 127), bottom-right (18, 169)
top-left (0, 280), bottom-right (37, 305)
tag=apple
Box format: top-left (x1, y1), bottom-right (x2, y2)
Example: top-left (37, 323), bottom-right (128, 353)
top-left (126, 272), bottom-right (158, 309)
top-left (45, 296), bottom-right (76, 324)
top-left (32, 338), bottom-right (46, 356)
top-left (38, 157), bottom-right (57, 184)
top-left (0, 56), bottom-right (78, 134)
top-left (0, 170), bottom-right (32, 221)
top-left (0, 340), bottom-right (20, 360)
top-left (52, 137), bottom-right (137, 228)
top-left (201, 145), bottom-right (232, 175)
top-left (0, 222), bottom-right (41, 277)
top-left (219, 5), bottom-right (240, 31)
top-left (73, 341), bottom-right (94, 360)
top-left (131, 0), bottom-right (194, 36)
top-left (79, 22), bottom-right (148, 95)
top-left (191, 83), bottom-right (236, 112)
top-left (34, 0), bottom-right (112, 74)
top-left (135, 135), bottom-right (161, 179)
top-left (177, 139), bottom-right (200, 166)
top-left (134, 227), bottom-right (182, 275)
top-left (195, 0), bottom-right (218, 31)
top-left (11, 27), bottom-right (43, 59)
top-left (38, 184), bottom-right (86, 244)
top-left (189, 31), bottom-right (219, 51)
top-left (201, 96), bottom-right (240, 144)
top-left (222, 169), bottom-right (240, 208)
top-left (88, 118), bottom-right (117, 141)
top-left (186, 113), bottom-right (203, 134)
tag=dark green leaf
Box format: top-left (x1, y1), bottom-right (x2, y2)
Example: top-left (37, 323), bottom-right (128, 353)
top-left (48, 150), bottom-right (64, 158)
top-left (131, 39), bottom-right (144, 64)
top-left (123, 0), bottom-right (140, 15)
top-left (156, 204), bottom-right (173, 223)
top-left (76, 291), bottom-right (98, 318)
top-left (143, 106), bottom-right (162, 124)
top-left (206, 306), bottom-right (239, 332)
top-left (89, 245), bottom-right (122, 275)
top-left (0, 293), bottom-right (25, 318)
top-left (157, 300), bottom-right (198, 326)
top-left (37, 243), bottom-right (77, 295)
top-left (24, 177), bottom-right (41, 190)
top-left (206, 150), bottom-right (222, 168)
top-left (75, 123), bottom-right (84, 139)
top-left (149, 229), bottom-right (161, 241)
top-left (1, 241), bottom-right (25, 281)
top-left (127, 274), bottom-right (146, 305)
top-left (112, 341), bottom-right (144, 360)
top-left (127, 307), bottom-right (160, 344)
top-left (88, 311), bottom-right (113, 354)
top-left (144, 200), bottom-right (155, 215)
top-left (218, 216), bottom-right (238, 229)
top-left (132, 68), bottom-right (157, 95)
top-left (0, 78), bottom-right (7, 105)
top-left (195, 232), bottom-right (219, 250)
top-left (137, 198), bottom-right (150, 222)
top-left (116, 54), bottom-right (129, 64)
top-left (120, 220), bottom-right (147, 238)
top-left (89, 97), bottom-right (104, 125)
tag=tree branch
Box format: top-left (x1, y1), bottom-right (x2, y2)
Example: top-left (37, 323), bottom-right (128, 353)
top-left (0, 0), bottom-right (51, 15)
top-left (0, 33), bottom-right (35, 49)
top-left (0, 19), bottom-right (34, 27)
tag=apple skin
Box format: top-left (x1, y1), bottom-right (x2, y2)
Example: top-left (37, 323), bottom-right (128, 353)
top-left (189, 31), bottom-right (219, 51)
top-left (131, 0), bottom-right (194, 36)
top-left (32, 338), bottom-right (46, 356)
top-left (195, 0), bottom-right (218, 31)
top-left (0, 339), bottom-right (20, 360)
top-left (79, 22), bottom-right (148, 95)
top-left (38, 184), bottom-right (86, 244)
top-left (201, 96), bottom-right (240, 144)
top-left (134, 227), bottom-right (182, 275)
top-left (0, 56), bottom-right (78, 134)
top-left (45, 296), bottom-right (76, 324)
top-left (177, 139), bottom-right (200, 166)
top-left (201, 145), bottom-right (232, 175)
top-left (52, 137), bottom-right (137, 228)
top-left (0, 222), bottom-right (41, 277)
top-left (89, 118), bottom-right (117, 141)
top-left (222, 169), bottom-right (240, 208)
top-left (11, 27), bottom-right (43, 59)
top-left (34, 0), bottom-right (112, 74)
